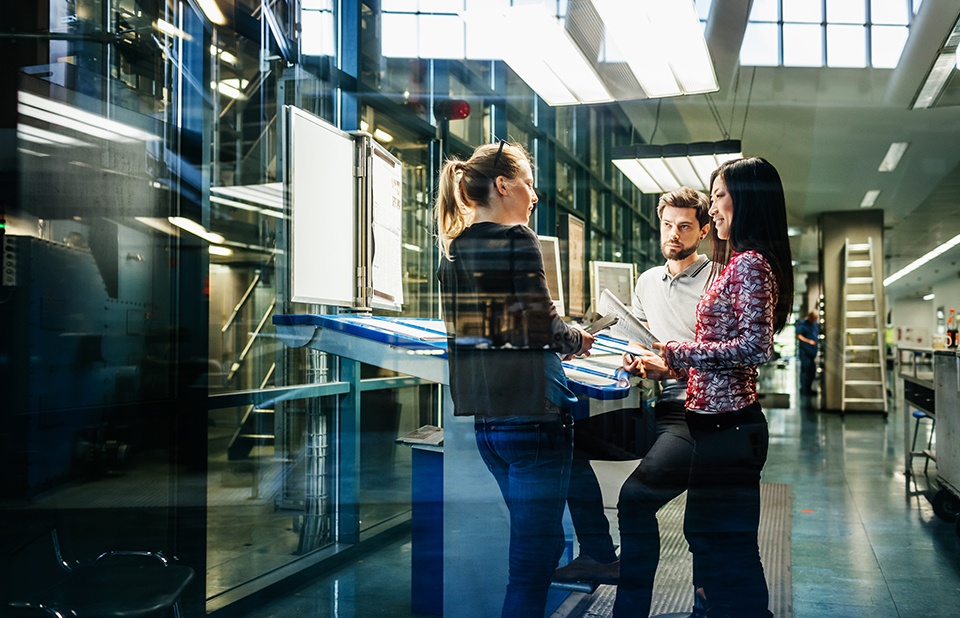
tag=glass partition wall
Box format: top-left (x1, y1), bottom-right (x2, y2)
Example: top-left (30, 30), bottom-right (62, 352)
top-left (0, 1), bottom-right (659, 615)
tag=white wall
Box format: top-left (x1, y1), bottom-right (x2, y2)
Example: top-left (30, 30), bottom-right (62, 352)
top-left (889, 298), bottom-right (934, 347)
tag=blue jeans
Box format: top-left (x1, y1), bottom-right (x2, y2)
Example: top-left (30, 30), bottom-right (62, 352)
top-left (684, 403), bottom-right (773, 618)
top-left (475, 411), bottom-right (574, 618)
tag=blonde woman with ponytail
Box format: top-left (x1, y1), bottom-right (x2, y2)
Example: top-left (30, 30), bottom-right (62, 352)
top-left (436, 141), bottom-right (593, 618)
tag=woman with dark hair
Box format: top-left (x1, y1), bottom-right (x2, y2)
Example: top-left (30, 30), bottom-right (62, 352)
top-left (649, 157), bottom-right (793, 618)
top-left (435, 140), bottom-right (593, 618)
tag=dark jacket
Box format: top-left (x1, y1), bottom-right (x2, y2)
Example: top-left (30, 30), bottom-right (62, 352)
top-left (438, 223), bottom-right (582, 418)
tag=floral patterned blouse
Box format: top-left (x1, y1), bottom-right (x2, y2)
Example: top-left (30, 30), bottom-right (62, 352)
top-left (661, 250), bottom-right (778, 413)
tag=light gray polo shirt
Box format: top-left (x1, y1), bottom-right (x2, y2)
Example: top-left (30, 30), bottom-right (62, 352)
top-left (631, 254), bottom-right (712, 404)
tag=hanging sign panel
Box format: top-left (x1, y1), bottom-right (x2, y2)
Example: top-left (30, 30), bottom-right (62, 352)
top-left (287, 106), bottom-right (356, 306)
top-left (369, 144), bottom-right (404, 311)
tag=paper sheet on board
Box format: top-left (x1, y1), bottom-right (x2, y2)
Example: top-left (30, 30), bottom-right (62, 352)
top-left (597, 288), bottom-right (659, 349)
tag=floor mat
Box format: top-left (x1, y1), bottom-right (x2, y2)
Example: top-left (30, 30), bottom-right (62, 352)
top-left (554, 483), bottom-right (793, 618)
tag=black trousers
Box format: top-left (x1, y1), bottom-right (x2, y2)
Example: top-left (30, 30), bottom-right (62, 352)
top-left (612, 400), bottom-right (695, 617)
top-left (683, 403), bottom-right (773, 618)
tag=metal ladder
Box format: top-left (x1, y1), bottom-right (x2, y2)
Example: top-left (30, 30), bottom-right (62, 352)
top-left (840, 238), bottom-right (887, 414)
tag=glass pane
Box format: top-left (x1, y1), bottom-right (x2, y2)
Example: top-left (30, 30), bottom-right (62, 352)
top-left (419, 14), bottom-right (465, 59)
top-left (382, 0), bottom-right (418, 10)
top-left (740, 22), bottom-right (780, 66)
top-left (557, 160), bottom-right (574, 205)
top-left (871, 25), bottom-right (909, 68)
top-left (420, 0), bottom-right (465, 11)
top-left (783, 23), bottom-right (824, 67)
top-left (783, 0), bottom-right (823, 23)
top-left (827, 24), bottom-right (867, 67)
top-left (301, 9), bottom-right (336, 57)
top-left (382, 13), bottom-right (419, 58)
top-left (749, 0), bottom-right (779, 22)
top-left (826, 0), bottom-right (866, 23)
top-left (871, 0), bottom-right (909, 24)
top-left (695, 0), bottom-right (713, 21)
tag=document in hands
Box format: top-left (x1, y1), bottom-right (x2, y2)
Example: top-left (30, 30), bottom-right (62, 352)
top-left (597, 288), bottom-right (659, 349)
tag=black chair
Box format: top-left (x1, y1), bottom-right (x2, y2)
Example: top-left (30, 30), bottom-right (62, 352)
top-left (2, 512), bottom-right (195, 618)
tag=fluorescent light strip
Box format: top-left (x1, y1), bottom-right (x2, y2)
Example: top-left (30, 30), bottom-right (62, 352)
top-left (168, 216), bottom-right (225, 244)
top-left (209, 245), bottom-right (234, 256)
top-left (913, 52), bottom-right (956, 109)
top-left (884, 232), bottom-right (960, 286)
top-left (501, 5), bottom-right (611, 105)
top-left (613, 159), bottom-right (662, 193)
top-left (210, 195), bottom-right (285, 219)
top-left (18, 91), bottom-right (157, 142)
top-left (591, 0), bottom-right (716, 97)
top-left (860, 189), bottom-right (881, 207)
top-left (878, 142), bottom-right (908, 172)
top-left (593, 0), bottom-right (679, 97)
top-left (18, 124), bottom-right (89, 146)
top-left (197, 0), bottom-right (227, 26)
top-left (211, 183), bottom-right (284, 209)
top-left (923, 293), bottom-right (935, 300)
top-left (155, 19), bottom-right (193, 41)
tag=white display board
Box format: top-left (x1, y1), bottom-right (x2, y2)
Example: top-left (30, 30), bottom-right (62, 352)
top-left (369, 145), bottom-right (404, 311)
top-left (538, 235), bottom-right (565, 317)
top-left (288, 106), bottom-right (356, 306)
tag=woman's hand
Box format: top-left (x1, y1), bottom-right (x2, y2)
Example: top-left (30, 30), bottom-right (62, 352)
top-left (640, 352), bottom-right (675, 381)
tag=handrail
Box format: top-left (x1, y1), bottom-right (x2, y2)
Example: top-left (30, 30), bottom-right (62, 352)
top-left (227, 298), bottom-right (276, 381)
top-left (221, 252), bottom-right (276, 335)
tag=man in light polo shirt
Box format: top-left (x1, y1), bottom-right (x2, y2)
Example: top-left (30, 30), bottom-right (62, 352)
top-left (554, 187), bottom-right (712, 618)
top-left (614, 187), bottom-right (713, 617)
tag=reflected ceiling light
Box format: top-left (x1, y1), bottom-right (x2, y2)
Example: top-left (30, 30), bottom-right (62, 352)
top-left (860, 189), bottom-right (881, 208)
top-left (209, 245), bottom-right (234, 256)
top-left (878, 142), bottom-right (908, 172)
top-left (612, 140), bottom-right (742, 194)
top-left (463, 5), bottom-right (611, 106)
top-left (17, 124), bottom-right (88, 147)
top-left (197, 0), bottom-right (227, 26)
top-left (18, 91), bottom-right (157, 142)
top-left (213, 78), bottom-right (248, 99)
top-left (135, 216), bottom-right (180, 236)
top-left (168, 216), bottom-right (225, 244)
top-left (884, 232), bottom-right (960, 286)
top-left (211, 183), bottom-right (283, 210)
top-left (155, 19), bottom-right (193, 41)
top-left (209, 45), bottom-right (238, 65)
top-left (373, 128), bottom-right (394, 143)
top-left (210, 195), bottom-right (285, 219)
top-left (591, 0), bottom-right (717, 97)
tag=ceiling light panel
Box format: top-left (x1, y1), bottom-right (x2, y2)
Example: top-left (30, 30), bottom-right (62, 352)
top-left (878, 142), bottom-right (908, 172)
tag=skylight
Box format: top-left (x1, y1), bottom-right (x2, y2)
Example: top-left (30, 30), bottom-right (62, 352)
top-left (738, 0), bottom-right (923, 69)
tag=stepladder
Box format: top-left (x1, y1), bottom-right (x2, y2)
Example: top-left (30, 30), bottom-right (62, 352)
top-left (841, 238), bottom-right (888, 414)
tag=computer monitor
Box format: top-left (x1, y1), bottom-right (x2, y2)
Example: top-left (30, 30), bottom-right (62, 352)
top-left (590, 260), bottom-right (636, 312)
top-left (538, 235), bottom-right (566, 317)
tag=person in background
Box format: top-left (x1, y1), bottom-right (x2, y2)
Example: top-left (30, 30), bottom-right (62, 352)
top-left (611, 187), bottom-right (713, 617)
top-left (435, 140), bottom-right (594, 618)
top-left (645, 157), bottom-right (794, 618)
top-left (796, 310), bottom-right (820, 396)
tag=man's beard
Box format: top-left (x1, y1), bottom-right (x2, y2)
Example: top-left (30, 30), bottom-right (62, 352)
top-left (661, 242), bottom-right (697, 261)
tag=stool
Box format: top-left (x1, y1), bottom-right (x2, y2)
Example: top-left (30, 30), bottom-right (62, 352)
top-left (910, 410), bottom-right (935, 477)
